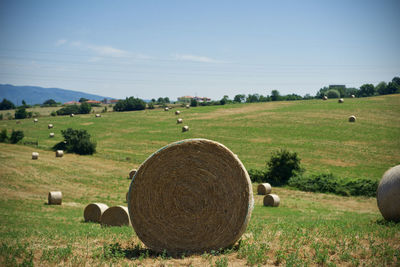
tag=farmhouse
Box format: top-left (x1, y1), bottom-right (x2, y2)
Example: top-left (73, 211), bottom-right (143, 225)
top-left (177, 95), bottom-right (211, 103)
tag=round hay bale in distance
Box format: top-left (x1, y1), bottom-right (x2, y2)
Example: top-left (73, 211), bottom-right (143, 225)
top-left (70, 113), bottom-right (75, 117)
top-left (182, 125), bottom-right (189, 132)
top-left (101, 206), bottom-right (131, 227)
top-left (351, 94), bottom-right (355, 98)
top-left (48, 124), bottom-right (53, 129)
top-left (175, 110), bottom-right (180, 115)
top-left (128, 138), bottom-right (254, 254)
top-left (177, 118), bottom-right (183, 124)
top-left (129, 169), bottom-right (137, 179)
top-left (95, 114), bottom-right (101, 117)
top-left (49, 133), bottom-right (55, 138)
top-left (16, 120), bottom-right (20, 124)
top-left (257, 183), bottom-right (271, 195)
top-left (84, 203), bottom-right (109, 223)
top-left (56, 150), bottom-right (64, 157)
top-left (338, 98), bottom-right (344, 103)
top-left (33, 118), bottom-right (38, 123)
top-left (348, 115), bottom-right (356, 122)
top-left (263, 194), bottom-right (280, 207)
top-left (323, 96), bottom-right (328, 100)
top-left (32, 152), bottom-right (39, 160)
top-left (164, 107), bottom-right (169, 111)
top-left (186, 104), bottom-right (190, 109)
top-left (377, 165), bottom-right (400, 222)
top-left (48, 191), bottom-right (62, 205)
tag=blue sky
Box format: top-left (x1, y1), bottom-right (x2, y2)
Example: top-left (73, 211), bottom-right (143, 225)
top-left (0, 0), bottom-right (399, 100)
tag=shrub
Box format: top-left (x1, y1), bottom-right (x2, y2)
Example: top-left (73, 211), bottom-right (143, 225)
top-left (248, 169), bottom-right (269, 183)
top-left (190, 98), bottom-right (198, 107)
top-left (57, 105), bottom-right (80, 116)
top-left (288, 173), bottom-right (378, 197)
top-left (50, 111), bottom-right (57, 116)
top-left (147, 102), bottom-right (155, 109)
top-left (79, 102), bottom-right (92, 114)
top-left (326, 89), bottom-right (340, 98)
top-left (14, 107), bottom-right (28, 119)
top-left (266, 149), bottom-right (303, 185)
top-left (113, 97), bottom-right (146, 112)
top-left (0, 129), bottom-right (8, 142)
top-left (0, 114), bottom-right (3, 120)
top-left (0, 98), bottom-right (16, 110)
top-left (10, 130), bottom-right (24, 144)
top-left (53, 128), bottom-right (96, 155)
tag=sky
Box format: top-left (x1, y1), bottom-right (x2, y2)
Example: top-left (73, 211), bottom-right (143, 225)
top-left (0, 0), bottom-right (399, 100)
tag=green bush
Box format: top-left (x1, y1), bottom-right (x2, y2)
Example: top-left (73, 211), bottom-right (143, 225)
top-left (14, 107), bottom-right (28, 119)
top-left (326, 89), bottom-right (340, 98)
top-left (57, 105), bottom-right (80, 116)
top-left (147, 102), bottom-right (155, 109)
top-left (190, 98), bottom-right (198, 107)
top-left (288, 173), bottom-right (378, 197)
top-left (0, 114), bottom-right (3, 120)
top-left (79, 102), bottom-right (92, 114)
top-left (50, 111), bottom-right (57, 116)
top-left (248, 169), bottom-right (268, 183)
top-left (53, 128), bottom-right (96, 155)
top-left (266, 149), bottom-right (303, 185)
top-left (113, 97), bottom-right (146, 112)
top-left (10, 130), bottom-right (24, 144)
top-left (0, 129), bottom-right (8, 142)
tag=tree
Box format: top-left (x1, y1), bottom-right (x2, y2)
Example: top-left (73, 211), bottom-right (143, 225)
top-left (79, 102), bottom-right (92, 114)
top-left (358, 84), bottom-right (375, 97)
top-left (10, 130), bottom-right (24, 144)
top-left (42, 99), bottom-right (57, 107)
top-left (376, 82), bottom-right (388, 95)
top-left (15, 107), bottom-right (28, 119)
top-left (190, 98), bottom-right (198, 107)
top-left (53, 128), bottom-right (96, 155)
top-left (113, 97), bottom-right (146, 112)
top-left (326, 89), bottom-right (340, 99)
top-left (266, 149), bottom-right (303, 185)
top-left (0, 99), bottom-right (16, 110)
top-left (79, 98), bottom-right (89, 103)
top-left (271, 90), bottom-right (281, 101)
top-left (233, 94), bottom-right (245, 103)
top-left (220, 95), bottom-right (229, 105)
top-left (163, 97), bottom-right (170, 104)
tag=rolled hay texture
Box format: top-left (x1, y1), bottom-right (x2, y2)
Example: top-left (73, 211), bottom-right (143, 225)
top-left (48, 191), bottom-right (62, 205)
top-left (351, 95), bottom-right (355, 98)
top-left (177, 118), bottom-right (183, 124)
top-left (182, 125), bottom-right (189, 132)
top-left (186, 104), bottom-right (190, 109)
top-left (48, 124), bottom-right (53, 129)
top-left (32, 152), bottom-right (39, 160)
top-left (257, 183), bottom-right (272, 195)
top-left (377, 165), bottom-right (400, 222)
top-left (323, 96), bottom-right (328, 100)
top-left (127, 138), bottom-right (254, 254)
top-left (49, 133), bottom-right (55, 138)
top-left (348, 115), bottom-right (356, 122)
top-left (101, 206), bottom-right (131, 227)
top-left (129, 169), bottom-right (137, 179)
top-left (70, 113), bottom-right (74, 117)
top-left (175, 110), bottom-right (181, 115)
top-left (338, 98), bottom-right (344, 103)
top-left (263, 194), bottom-right (280, 207)
top-left (164, 107), bottom-right (169, 111)
top-left (84, 203), bottom-right (109, 223)
top-left (33, 118), bottom-right (38, 123)
top-left (56, 150), bottom-right (64, 157)
top-left (95, 114), bottom-right (101, 117)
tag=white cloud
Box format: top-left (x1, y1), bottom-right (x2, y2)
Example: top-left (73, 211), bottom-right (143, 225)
top-left (87, 45), bottom-right (128, 57)
top-left (55, 39), bottom-right (67, 46)
top-left (173, 53), bottom-right (221, 63)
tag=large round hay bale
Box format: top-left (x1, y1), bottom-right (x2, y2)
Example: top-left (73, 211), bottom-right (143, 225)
top-left (127, 139), bottom-right (253, 254)
top-left (177, 118), bottom-right (183, 124)
top-left (101, 206), bottom-right (131, 227)
top-left (48, 124), bottom-right (53, 129)
top-left (33, 118), bottom-right (38, 123)
top-left (338, 98), bottom-right (344, 103)
top-left (164, 107), bottom-right (169, 111)
top-left (377, 165), bottom-right (400, 222)
top-left (84, 203), bottom-right (109, 223)
top-left (129, 169), bottom-right (137, 179)
top-left (48, 191), bottom-right (62, 205)
top-left (257, 183), bottom-right (271, 195)
top-left (95, 114), bottom-right (101, 118)
top-left (175, 110), bottom-right (180, 115)
top-left (56, 150), bottom-right (64, 157)
top-left (32, 152), bottom-right (39, 160)
top-left (263, 194), bottom-right (280, 207)
top-left (323, 96), bottom-right (328, 100)
top-left (348, 115), bottom-right (356, 122)
top-left (182, 125), bottom-right (189, 132)
top-left (49, 133), bottom-right (55, 138)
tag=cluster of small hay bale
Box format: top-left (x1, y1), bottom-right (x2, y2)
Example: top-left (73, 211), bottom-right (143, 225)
top-left (48, 124), bottom-right (53, 129)
top-left (32, 152), bottom-right (39, 160)
top-left (84, 203), bottom-right (109, 223)
top-left (56, 150), bottom-right (64, 157)
top-left (348, 115), bottom-right (356, 122)
top-left (258, 183), bottom-right (280, 207)
top-left (49, 133), bottom-right (55, 138)
top-left (48, 191), bottom-right (62, 205)
top-left (377, 165), bottom-right (400, 222)
top-left (83, 203), bottom-right (130, 226)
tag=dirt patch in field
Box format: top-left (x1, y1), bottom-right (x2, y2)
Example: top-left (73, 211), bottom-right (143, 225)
top-left (80, 122), bottom-right (94, 126)
top-left (319, 158), bottom-right (357, 167)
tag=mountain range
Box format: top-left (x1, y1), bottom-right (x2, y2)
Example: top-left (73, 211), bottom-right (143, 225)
top-left (0, 84), bottom-right (114, 105)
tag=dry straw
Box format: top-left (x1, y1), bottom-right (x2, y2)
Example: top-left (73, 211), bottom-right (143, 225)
top-left (56, 150), bottom-right (64, 157)
top-left (127, 138), bottom-right (254, 254)
top-left (101, 206), bottom-right (131, 227)
top-left (257, 183), bottom-right (271, 195)
top-left (377, 165), bottom-right (400, 222)
top-left (177, 118), bottom-right (183, 124)
top-left (263, 194), bottom-right (280, 207)
top-left (32, 152), bottom-right (39, 160)
top-left (48, 191), bottom-right (62, 205)
top-left (182, 125), bottom-right (189, 132)
top-left (338, 98), bottom-right (344, 103)
top-left (84, 203), bottom-right (109, 223)
top-left (348, 115), bottom-right (356, 122)
top-left (48, 124), bottom-right (53, 129)
top-left (175, 110), bottom-right (181, 115)
top-left (49, 133), bottom-right (55, 138)
top-left (129, 169), bottom-right (137, 179)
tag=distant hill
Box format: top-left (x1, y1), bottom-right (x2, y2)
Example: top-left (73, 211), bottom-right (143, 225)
top-left (0, 84), bottom-right (114, 105)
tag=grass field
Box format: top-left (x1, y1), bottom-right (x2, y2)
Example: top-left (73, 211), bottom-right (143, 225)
top-left (0, 95), bottom-right (399, 266)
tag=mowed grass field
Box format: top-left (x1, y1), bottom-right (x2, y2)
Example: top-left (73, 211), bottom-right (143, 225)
top-left (0, 95), bottom-right (399, 266)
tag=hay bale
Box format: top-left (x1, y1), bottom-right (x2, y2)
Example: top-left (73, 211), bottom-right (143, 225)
top-left (49, 133), bottom-right (55, 138)
top-left (48, 191), bottom-right (62, 205)
top-left (33, 118), bottom-right (38, 123)
top-left (127, 138), bottom-right (254, 254)
top-left (177, 118), bottom-right (183, 124)
top-left (263, 194), bottom-right (280, 207)
top-left (84, 203), bottom-right (109, 223)
top-left (338, 98), bottom-right (344, 103)
top-left (257, 183), bottom-right (271, 195)
top-left (32, 152), bottom-right (39, 160)
top-left (377, 165), bottom-right (400, 222)
top-left (164, 107), bottom-right (169, 111)
top-left (101, 206), bottom-right (131, 226)
top-left (129, 169), bottom-right (137, 179)
top-left (16, 120), bottom-right (20, 124)
top-left (95, 114), bottom-right (101, 117)
top-left (182, 125), bottom-right (189, 132)
top-left (175, 110), bottom-right (181, 115)
top-left (48, 124), bottom-right (53, 129)
top-left (323, 96), bottom-right (328, 100)
top-left (70, 114), bottom-right (75, 117)
top-left (348, 115), bottom-right (356, 122)
top-left (351, 95), bottom-right (355, 98)
top-left (186, 104), bottom-right (190, 109)
top-left (56, 150), bottom-right (64, 157)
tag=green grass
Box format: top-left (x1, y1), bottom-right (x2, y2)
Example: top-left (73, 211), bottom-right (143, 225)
top-left (0, 95), bottom-right (399, 266)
